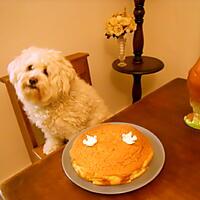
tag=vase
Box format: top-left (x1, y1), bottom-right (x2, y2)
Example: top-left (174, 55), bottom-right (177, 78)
top-left (117, 36), bottom-right (127, 67)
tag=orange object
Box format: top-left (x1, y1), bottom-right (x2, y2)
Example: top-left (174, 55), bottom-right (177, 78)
top-left (70, 123), bottom-right (153, 185)
top-left (187, 58), bottom-right (200, 102)
top-left (184, 57), bottom-right (200, 129)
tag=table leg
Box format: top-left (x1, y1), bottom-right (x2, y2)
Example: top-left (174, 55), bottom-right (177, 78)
top-left (132, 74), bottom-right (142, 103)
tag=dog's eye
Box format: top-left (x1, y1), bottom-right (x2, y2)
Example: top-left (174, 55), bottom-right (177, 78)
top-left (43, 68), bottom-right (48, 76)
top-left (27, 65), bottom-right (33, 71)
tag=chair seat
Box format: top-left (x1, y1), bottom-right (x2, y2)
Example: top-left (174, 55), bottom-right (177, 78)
top-left (33, 145), bottom-right (66, 161)
top-left (33, 146), bottom-right (46, 160)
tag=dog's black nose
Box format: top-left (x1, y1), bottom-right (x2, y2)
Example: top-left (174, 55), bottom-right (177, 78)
top-left (29, 78), bottom-right (38, 85)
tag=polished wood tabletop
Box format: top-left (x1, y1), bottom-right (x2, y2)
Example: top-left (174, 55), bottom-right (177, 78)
top-left (1, 78), bottom-right (200, 200)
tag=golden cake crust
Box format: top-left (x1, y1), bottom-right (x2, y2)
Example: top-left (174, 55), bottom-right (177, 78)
top-left (70, 123), bottom-right (154, 185)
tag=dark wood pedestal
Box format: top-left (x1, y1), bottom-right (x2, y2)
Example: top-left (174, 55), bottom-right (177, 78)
top-left (112, 56), bottom-right (164, 102)
top-left (112, 0), bottom-right (164, 103)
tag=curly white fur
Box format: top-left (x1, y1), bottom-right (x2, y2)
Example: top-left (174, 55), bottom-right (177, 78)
top-left (8, 47), bottom-right (110, 154)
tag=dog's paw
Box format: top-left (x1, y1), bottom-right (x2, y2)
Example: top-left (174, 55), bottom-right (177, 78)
top-left (43, 142), bottom-right (61, 155)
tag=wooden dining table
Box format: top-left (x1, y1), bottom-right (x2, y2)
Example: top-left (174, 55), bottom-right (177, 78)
top-left (1, 78), bottom-right (200, 200)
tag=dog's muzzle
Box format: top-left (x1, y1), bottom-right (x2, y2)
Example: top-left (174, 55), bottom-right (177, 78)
top-left (29, 77), bottom-right (38, 88)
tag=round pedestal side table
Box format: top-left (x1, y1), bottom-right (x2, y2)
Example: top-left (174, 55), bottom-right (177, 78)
top-left (112, 56), bottom-right (164, 103)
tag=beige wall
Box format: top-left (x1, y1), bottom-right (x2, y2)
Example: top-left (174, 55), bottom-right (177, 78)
top-left (0, 0), bottom-right (199, 183)
top-left (143, 0), bottom-right (200, 94)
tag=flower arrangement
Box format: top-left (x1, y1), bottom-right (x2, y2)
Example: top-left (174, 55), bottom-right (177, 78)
top-left (105, 8), bottom-right (135, 39)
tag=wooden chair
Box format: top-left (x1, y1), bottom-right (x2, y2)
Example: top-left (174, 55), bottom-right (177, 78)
top-left (0, 52), bottom-right (91, 163)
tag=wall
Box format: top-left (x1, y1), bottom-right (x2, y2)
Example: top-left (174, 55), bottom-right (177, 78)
top-left (142, 0), bottom-right (200, 94)
top-left (0, 0), bottom-right (199, 183)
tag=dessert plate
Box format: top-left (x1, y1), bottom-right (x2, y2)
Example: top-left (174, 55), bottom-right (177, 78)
top-left (62, 122), bottom-right (165, 194)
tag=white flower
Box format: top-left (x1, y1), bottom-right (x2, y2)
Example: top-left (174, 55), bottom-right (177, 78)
top-left (83, 135), bottom-right (97, 147)
top-left (122, 132), bottom-right (137, 144)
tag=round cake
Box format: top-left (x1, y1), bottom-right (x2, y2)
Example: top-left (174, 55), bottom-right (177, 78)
top-left (69, 123), bottom-right (154, 185)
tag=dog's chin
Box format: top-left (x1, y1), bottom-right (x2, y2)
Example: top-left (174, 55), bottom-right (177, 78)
top-left (22, 85), bottom-right (51, 106)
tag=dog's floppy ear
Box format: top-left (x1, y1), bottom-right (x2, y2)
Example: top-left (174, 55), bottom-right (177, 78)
top-left (7, 47), bottom-right (37, 84)
top-left (7, 58), bottom-right (19, 84)
top-left (58, 57), bottom-right (76, 95)
top-left (62, 58), bottom-right (76, 82)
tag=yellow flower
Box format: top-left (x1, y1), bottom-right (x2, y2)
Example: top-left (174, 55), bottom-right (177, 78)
top-left (113, 24), bottom-right (124, 37)
top-left (105, 9), bottom-right (135, 38)
top-left (109, 17), bottom-right (118, 26)
top-left (105, 24), bottom-right (114, 36)
top-left (128, 22), bottom-right (135, 31)
top-left (120, 17), bottom-right (131, 26)
top-left (116, 15), bottom-right (122, 22)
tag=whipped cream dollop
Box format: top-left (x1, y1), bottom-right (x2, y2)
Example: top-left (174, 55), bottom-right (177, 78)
top-left (83, 135), bottom-right (97, 147)
top-left (122, 131), bottom-right (137, 144)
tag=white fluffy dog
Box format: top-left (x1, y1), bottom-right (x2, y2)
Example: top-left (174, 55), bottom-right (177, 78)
top-left (8, 47), bottom-right (110, 154)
